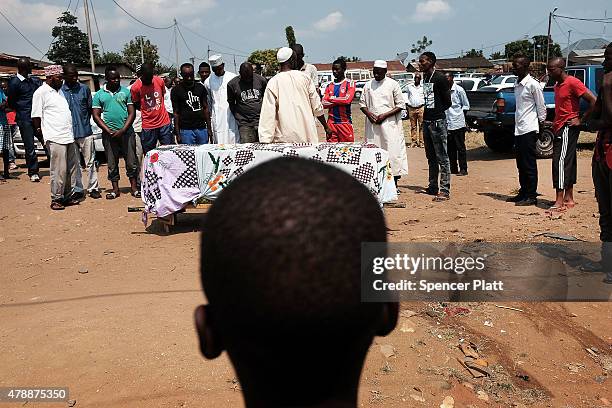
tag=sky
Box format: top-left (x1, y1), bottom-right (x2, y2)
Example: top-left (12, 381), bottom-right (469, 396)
top-left (1, 0), bottom-right (611, 69)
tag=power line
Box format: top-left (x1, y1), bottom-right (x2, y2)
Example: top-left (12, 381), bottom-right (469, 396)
top-left (209, 49), bottom-right (249, 59)
top-left (73, 0), bottom-right (80, 15)
top-left (176, 24), bottom-right (204, 60)
top-left (0, 8), bottom-right (45, 56)
top-left (177, 23), bottom-right (248, 55)
top-left (111, 0), bottom-right (174, 30)
top-left (90, 0), bottom-right (105, 55)
top-left (554, 14), bottom-right (612, 23)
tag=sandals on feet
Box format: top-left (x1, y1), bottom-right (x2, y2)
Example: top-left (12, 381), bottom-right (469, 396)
top-left (433, 193), bottom-right (450, 202)
top-left (50, 201), bottom-right (65, 210)
top-left (106, 191), bottom-right (119, 200)
top-left (417, 188), bottom-right (438, 196)
top-left (546, 205), bottom-right (567, 213)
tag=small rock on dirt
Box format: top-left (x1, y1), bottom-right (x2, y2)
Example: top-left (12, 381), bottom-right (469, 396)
top-left (78, 267), bottom-right (88, 274)
top-left (410, 394), bottom-right (425, 403)
top-left (400, 322), bottom-right (415, 333)
top-left (440, 396), bottom-right (454, 408)
top-left (456, 213), bottom-right (467, 219)
top-left (476, 390), bottom-right (489, 401)
top-left (380, 344), bottom-right (395, 359)
top-left (67, 400), bottom-right (77, 407)
top-left (400, 309), bottom-right (418, 318)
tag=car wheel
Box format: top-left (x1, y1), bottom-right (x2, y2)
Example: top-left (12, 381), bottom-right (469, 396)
top-left (536, 128), bottom-right (554, 159)
top-left (354, 91), bottom-right (361, 100)
top-left (484, 130), bottom-right (514, 153)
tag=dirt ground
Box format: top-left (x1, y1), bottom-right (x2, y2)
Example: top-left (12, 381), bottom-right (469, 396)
top-left (0, 112), bottom-right (611, 407)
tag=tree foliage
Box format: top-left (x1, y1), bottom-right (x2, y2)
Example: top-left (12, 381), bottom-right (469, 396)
top-left (504, 35), bottom-right (562, 61)
top-left (248, 49), bottom-right (279, 76)
top-left (48, 11), bottom-right (98, 65)
top-left (95, 51), bottom-right (123, 65)
top-left (285, 26), bottom-right (296, 48)
top-left (337, 56), bottom-right (361, 62)
top-left (122, 36), bottom-right (159, 68)
top-left (490, 51), bottom-right (505, 60)
top-left (463, 48), bottom-right (483, 58)
top-left (410, 36), bottom-right (432, 54)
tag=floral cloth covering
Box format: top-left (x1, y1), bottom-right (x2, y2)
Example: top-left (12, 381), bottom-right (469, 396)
top-left (142, 143), bottom-right (397, 219)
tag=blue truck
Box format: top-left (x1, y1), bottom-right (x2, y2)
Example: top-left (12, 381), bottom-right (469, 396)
top-left (465, 65), bottom-right (604, 158)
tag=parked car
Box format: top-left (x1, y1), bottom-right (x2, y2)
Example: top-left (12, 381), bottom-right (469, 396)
top-left (454, 78), bottom-right (488, 91)
top-left (465, 65), bottom-right (603, 158)
top-left (353, 81), bottom-right (367, 101)
top-left (486, 74), bottom-right (518, 91)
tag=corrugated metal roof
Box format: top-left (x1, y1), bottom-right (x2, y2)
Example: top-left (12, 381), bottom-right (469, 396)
top-left (562, 38), bottom-right (609, 57)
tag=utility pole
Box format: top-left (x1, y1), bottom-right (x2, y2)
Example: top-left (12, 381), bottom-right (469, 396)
top-left (566, 30), bottom-right (571, 67)
top-left (207, 46), bottom-right (210, 62)
top-left (533, 37), bottom-right (536, 63)
top-left (83, 0), bottom-right (96, 73)
top-left (190, 57), bottom-right (195, 67)
top-left (545, 7), bottom-right (558, 64)
top-left (139, 36), bottom-right (145, 64)
top-left (233, 54), bottom-right (237, 72)
top-left (173, 19), bottom-right (179, 76)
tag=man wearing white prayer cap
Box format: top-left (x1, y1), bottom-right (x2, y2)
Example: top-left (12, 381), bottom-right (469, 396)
top-left (258, 48), bottom-right (331, 143)
top-left (360, 59), bottom-right (408, 192)
top-left (203, 54), bottom-right (239, 143)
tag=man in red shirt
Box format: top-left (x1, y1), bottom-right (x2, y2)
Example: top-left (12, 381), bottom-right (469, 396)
top-left (322, 58), bottom-right (355, 142)
top-left (130, 63), bottom-right (173, 155)
top-left (547, 57), bottom-right (596, 212)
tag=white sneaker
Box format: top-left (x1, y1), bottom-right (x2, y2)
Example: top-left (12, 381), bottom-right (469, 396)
top-left (30, 174), bottom-right (40, 182)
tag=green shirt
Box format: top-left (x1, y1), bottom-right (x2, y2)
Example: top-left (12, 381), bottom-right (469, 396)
top-left (92, 85), bottom-right (133, 131)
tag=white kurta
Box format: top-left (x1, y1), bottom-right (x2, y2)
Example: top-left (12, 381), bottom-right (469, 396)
top-left (204, 72), bottom-right (239, 144)
top-left (360, 78), bottom-right (408, 176)
top-left (258, 70), bottom-right (323, 143)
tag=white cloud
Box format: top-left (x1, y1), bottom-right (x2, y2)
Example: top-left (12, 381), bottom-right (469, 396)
top-left (413, 0), bottom-right (451, 22)
top-left (1, 0), bottom-right (65, 33)
top-left (313, 11), bottom-right (344, 32)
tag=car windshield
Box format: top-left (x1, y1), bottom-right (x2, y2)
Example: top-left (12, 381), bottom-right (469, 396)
top-left (491, 76), bottom-right (507, 84)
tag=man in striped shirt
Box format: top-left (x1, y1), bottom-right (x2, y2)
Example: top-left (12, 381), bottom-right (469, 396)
top-left (322, 58), bottom-right (356, 142)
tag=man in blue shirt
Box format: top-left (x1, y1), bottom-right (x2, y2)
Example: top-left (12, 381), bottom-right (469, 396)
top-left (7, 57), bottom-right (44, 182)
top-left (445, 72), bottom-right (470, 176)
top-left (62, 64), bottom-right (100, 199)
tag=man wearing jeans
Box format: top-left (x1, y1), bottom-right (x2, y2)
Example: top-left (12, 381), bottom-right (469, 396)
top-left (7, 57), bottom-right (43, 182)
top-left (171, 63), bottom-right (211, 144)
top-left (62, 64), bottom-right (100, 199)
top-left (418, 52), bottom-right (452, 201)
top-left (507, 55), bottom-right (546, 207)
top-left (130, 63), bottom-right (173, 155)
top-left (92, 66), bottom-right (138, 199)
top-left (31, 65), bottom-right (78, 210)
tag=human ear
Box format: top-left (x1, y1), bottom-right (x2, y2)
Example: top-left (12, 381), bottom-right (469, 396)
top-left (194, 304), bottom-right (224, 359)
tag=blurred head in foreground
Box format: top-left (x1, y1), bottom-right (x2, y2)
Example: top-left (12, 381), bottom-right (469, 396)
top-left (195, 157), bottom-right (398, 407)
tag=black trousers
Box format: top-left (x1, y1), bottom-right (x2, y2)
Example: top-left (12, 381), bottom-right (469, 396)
top-left (515, 132), bottom-right (538, 199)
top-left (102, 129), bottom-right (138, 182)
top-left (552, 125), bottom-right (579, 189)
top-left (448, 127), bottom-right (467, 172)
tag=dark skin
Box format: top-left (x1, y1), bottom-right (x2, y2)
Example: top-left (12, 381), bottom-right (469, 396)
top-left (361, 67), bottom-right (403, 125)
top-left (212, 63), bottom-right (225, 78)
top-left (546, 57), bottom-right (597, 209)
top-left (228, 62), bottom-right (253, 117)
top-left (291, 44), bottom-right (305, 70)
top-left (92, 70), bottom-right (137, 196)
top-left (445, 73), bottom-right (454, 87)
top-left (194, 302), bottom-right (398, 408)
top-left (173, 66), bottom-right (212, 143)
top-left (63, 67), bottom-right (92, 116)
top-left (198, 66), bottom-right (211, 83)
top-left (418, 55), bottom-right (434, 76)
top-left (280, 54), bottom-right (332, 137)
top-left (16, 57), bottom-right (32, 78)
top-left (414, 73), bottom-right (421, 87)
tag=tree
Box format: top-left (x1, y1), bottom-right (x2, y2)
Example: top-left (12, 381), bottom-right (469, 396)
top-left (95, 51), bottom-right (123, 65)
top-left (504, 35), bottom-right (562, 61)
top-left (48, 11), bottom-right (98, 65)
top-left (285, 26), bottom-right (296, 48)
top-left (490, 51), bottom-right (505, 60)
top-left (410, 36), bottom-right (432, 54)
top-left (122, 36), bottom-right (159, 68)
top-left (248, 49), bottom-right (279, 76)
top-left (155, 63), bottom-right (175, 75)
top-left (337, 56), bottom-right (361, 62)
top-left (463, 48), bottom-right (483, 58)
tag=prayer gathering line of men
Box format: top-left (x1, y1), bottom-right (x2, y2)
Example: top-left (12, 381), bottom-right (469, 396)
top-left (2, 43), bottom-right (610, 216)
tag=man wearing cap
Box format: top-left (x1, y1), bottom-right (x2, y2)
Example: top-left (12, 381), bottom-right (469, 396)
top-left (259, 47), bottom-right (331, 143)
top-left (204, 55), bottom-right (239, 144)
top-left (360, 60), bottom-right (408, 191)
top-left (31, 65), bottom-right (78, 210)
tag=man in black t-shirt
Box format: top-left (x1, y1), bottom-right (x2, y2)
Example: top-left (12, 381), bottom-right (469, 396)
top-left (419, 51), bottom-right (452, 201)
top-left (171, 63), bottom-right (212, 144)
top-left (227, 62), bottom-right (268, 143)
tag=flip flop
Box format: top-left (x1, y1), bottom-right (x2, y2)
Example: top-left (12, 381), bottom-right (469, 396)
top-left (433, 193), bottom-right (450, 202)
top-left (563, 202), bottom-right (576, 209)
top-left (106, 191), bottom-right (119, 200)
top-left (417, 188), bottom-right (438, 196)
top-left (50, 201), bottom-right (65, 210)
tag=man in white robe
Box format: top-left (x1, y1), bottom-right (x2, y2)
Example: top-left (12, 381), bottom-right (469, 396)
top-left (360, 60), bottom-right (408, 189)
top-left (204, 55), bottom-right (239, 144)
top-left (258, 47), bottom-right (331, 143)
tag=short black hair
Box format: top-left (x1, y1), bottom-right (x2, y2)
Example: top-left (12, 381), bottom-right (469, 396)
top-left (421, 51), bottom-right (437, 64)
top-left (63, 63), bottom-right (77, 74)
top-left (141, 62), bottom-right (154, 76)
top-left (104, 65), bottom-right (118, 76)
top-left (332, 57), bottom-right (347, 70)
top-left (513, 54), bottom-right (531, 65)
top-left (198, 61), bottom-right (210, 70)
top-left (200, 157), bottom-right (388, 402)
top-left (180, 62), bottom-right (194, 72)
